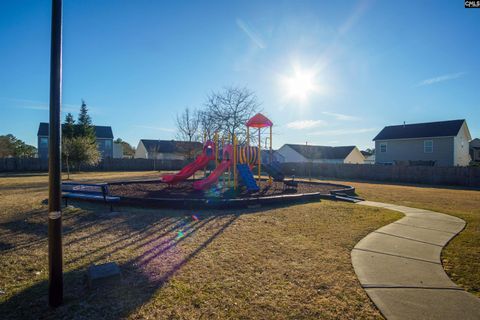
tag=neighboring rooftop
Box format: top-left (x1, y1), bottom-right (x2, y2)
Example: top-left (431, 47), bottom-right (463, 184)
top-left (285, 144), bottom-right (356, 160)
top-left (140, 139), bottom-right (202, 153)
top-left (470, 138), bottom-right (480, 149)
top-left (373, 119), bottom-right (465, 141)
top-left (37, 122), bottom-right (114, 139)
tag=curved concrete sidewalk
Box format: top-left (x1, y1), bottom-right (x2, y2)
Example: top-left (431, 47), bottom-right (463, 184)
top-left (353, 201), bottom-right (480, 320)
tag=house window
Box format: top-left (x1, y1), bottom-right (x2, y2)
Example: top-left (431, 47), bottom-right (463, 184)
top-left (40, 137), bottom-right (48, 147)
top-left (105, 139), bottom-right (112, 149)
top-left (424, 140), bottom-right (433, 153)
top-left (380, 143), bottom-right (387, 153)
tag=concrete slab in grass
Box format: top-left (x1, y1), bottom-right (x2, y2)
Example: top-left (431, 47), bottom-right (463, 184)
top-left (375, 223), bottom-right (456, 246)
top-left (365, 288), bottom-right (480, 320)
top-left (395, 216), bottom-right (465, 234)
top-left (87, 262), bottom-right (122, 288)
top-left (354, 231), bottom-right (442, 263)
top-left (352, 250), bottom-right (458, 289)
top-left (403, 211), bottom-right (465, 223)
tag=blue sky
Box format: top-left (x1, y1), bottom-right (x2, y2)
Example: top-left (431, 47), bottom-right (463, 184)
top-left (0, 0), bottom-right (479, 150)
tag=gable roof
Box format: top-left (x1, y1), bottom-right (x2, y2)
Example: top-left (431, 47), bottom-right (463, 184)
top-left (246, 113), bottom-right (273, 128)
top-left (37, 122), bottom-right (114, 139)
top-left (140, 139), bottom-right (202, 154)
top-left (373, 119), bottom-right (465, 141)
top-left (285, 144), bottom-right (356, 160)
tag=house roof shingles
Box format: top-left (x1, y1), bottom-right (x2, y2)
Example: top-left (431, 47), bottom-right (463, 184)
top-left (373, 119), bottom-right (465, 141)
top-left (470, 138), bottom-right (480, 149)
top-left (141, 139), bottom-right (202, 154)
top-left (37, 122), bottom-right (114, 139)
top-left (286, 144), bottom-right (356, 160)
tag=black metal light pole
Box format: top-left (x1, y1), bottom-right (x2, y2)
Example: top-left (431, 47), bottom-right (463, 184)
top-left (48, 0), bottom-right (63, 308)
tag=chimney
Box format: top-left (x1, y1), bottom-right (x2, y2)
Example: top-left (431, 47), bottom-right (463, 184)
top-left (403, 121), bottom-right (406, 127)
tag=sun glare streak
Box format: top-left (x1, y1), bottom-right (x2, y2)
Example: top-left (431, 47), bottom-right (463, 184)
top-left (279, 64), bottom-right (326, 103)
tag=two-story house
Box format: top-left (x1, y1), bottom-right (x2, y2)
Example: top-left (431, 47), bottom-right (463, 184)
top-left (37, 122), bottom-right (114, 159)
top-left (373, 119), bottom-right (471, 166)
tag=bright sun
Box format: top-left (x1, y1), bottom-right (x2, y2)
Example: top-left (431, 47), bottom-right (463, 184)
top-left (281, 66), bottom-right (318, 102)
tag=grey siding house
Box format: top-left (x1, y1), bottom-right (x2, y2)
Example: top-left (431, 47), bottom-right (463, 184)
top-left (470, 138), bottom-right (480, 162)
top-left (373, 120), bottom-right (471, 166)
top-left (37, 122), bottom-right (114, 159)
top-left (277, 144), bottom-right (365, 164)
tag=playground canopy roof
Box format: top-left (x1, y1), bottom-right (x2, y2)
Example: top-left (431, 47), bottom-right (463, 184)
top-left (246, 113), bottom-right (273, 128)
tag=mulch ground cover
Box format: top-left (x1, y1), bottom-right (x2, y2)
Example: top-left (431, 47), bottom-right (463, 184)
top-left (109, 180), bottom-right (341, 199)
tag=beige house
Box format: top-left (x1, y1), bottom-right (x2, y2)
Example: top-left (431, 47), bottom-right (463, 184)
top-left (135, 139), bottom-right (202, 160)
top-left (374, 119), bottom-right (471, 166)
top-left (277, 144), bottom-right (365, 164)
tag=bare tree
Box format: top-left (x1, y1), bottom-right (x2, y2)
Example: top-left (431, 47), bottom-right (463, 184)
top-left (198, 109), bottom-right (220, 141)
top-left (175, 107), bottom-right (201, 142)
top-left (203, 86), bottom-right (260, 143)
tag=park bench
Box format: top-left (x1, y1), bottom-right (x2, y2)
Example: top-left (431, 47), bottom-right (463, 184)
top-left (61, 182), bottom-right (120, 211)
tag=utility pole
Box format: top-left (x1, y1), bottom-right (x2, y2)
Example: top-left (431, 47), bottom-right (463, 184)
top-left (48, 0), bottom-right (63, 308)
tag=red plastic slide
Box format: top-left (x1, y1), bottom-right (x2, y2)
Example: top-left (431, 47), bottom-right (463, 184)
top-left (193, 160), bottom-right (231, 190)
top-left (162, 153), bottom-right (211, 184)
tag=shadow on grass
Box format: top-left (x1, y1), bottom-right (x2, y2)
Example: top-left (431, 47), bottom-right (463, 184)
top-left (0, 202), bottom-right (243, 319)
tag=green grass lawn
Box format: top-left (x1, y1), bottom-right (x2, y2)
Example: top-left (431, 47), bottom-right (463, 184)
top-left (0, 171), bottom-right (402, 319)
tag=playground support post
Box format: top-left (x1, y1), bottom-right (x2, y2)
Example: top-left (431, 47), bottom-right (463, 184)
top-left (269, 126), bottom-right (273, 184)
top-left (257, 128), bottom-right (261, 182)
top-left (48, 0), bottom-right (63, 308)
top-left (214, 132), bottom-right (219, 167)
top-left (233, 134), bottom-right (237, 190)
top-left (203, 130), bottom-right (207, 177)
top-left (221, 135), bottom-right (225, 186)
top-left (227, 133), bottom-right (231, 186)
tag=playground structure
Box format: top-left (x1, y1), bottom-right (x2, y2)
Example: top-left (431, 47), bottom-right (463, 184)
top-left (63, 113), bottom-right (358, 210)
top-left (160, 113), bottom-right (292, 193)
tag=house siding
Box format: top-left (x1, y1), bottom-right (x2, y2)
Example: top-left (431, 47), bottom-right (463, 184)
top-left (453, 122), bottom-right (471, 166)
top-left (134, 141), bottom-right (191, 160)
top-left (375, 137), bottom-right (454, 166)
top-left (96, 138), bottom-right (113, 159)
top-left (37, 136), bottom-right (49, 159)
top-left (38, 137), bottom-right (113, 159)
top-left (277, 145), bottom-right (309, 163)
top-left (344, 147), bottom-right (365, 164)
top-left (134, 141), bottom-right (148, 159)
top-left (113, 143), bottom-right (123, 159)
top-left (277, 144), bottom-right (361, 164)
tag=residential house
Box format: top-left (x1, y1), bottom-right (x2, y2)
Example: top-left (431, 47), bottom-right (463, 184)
top-left (277, 144), bottom-right (365, 164)
top-left (135, 139), bottom-right (203, 160)
top-left (361, 151), bottom-right (375, 165)
top-left (373, 119), bottom-right (471, 166)
top-left (470, 138), bottom-right (480, 163)
top-left (37, 122), bottom-right (114, 159)
top-left (113, 142), bottom-right (124, 159)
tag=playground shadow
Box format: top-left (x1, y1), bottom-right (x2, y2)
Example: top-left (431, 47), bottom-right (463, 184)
top-left (0, 204), bottom-right (243, 319)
